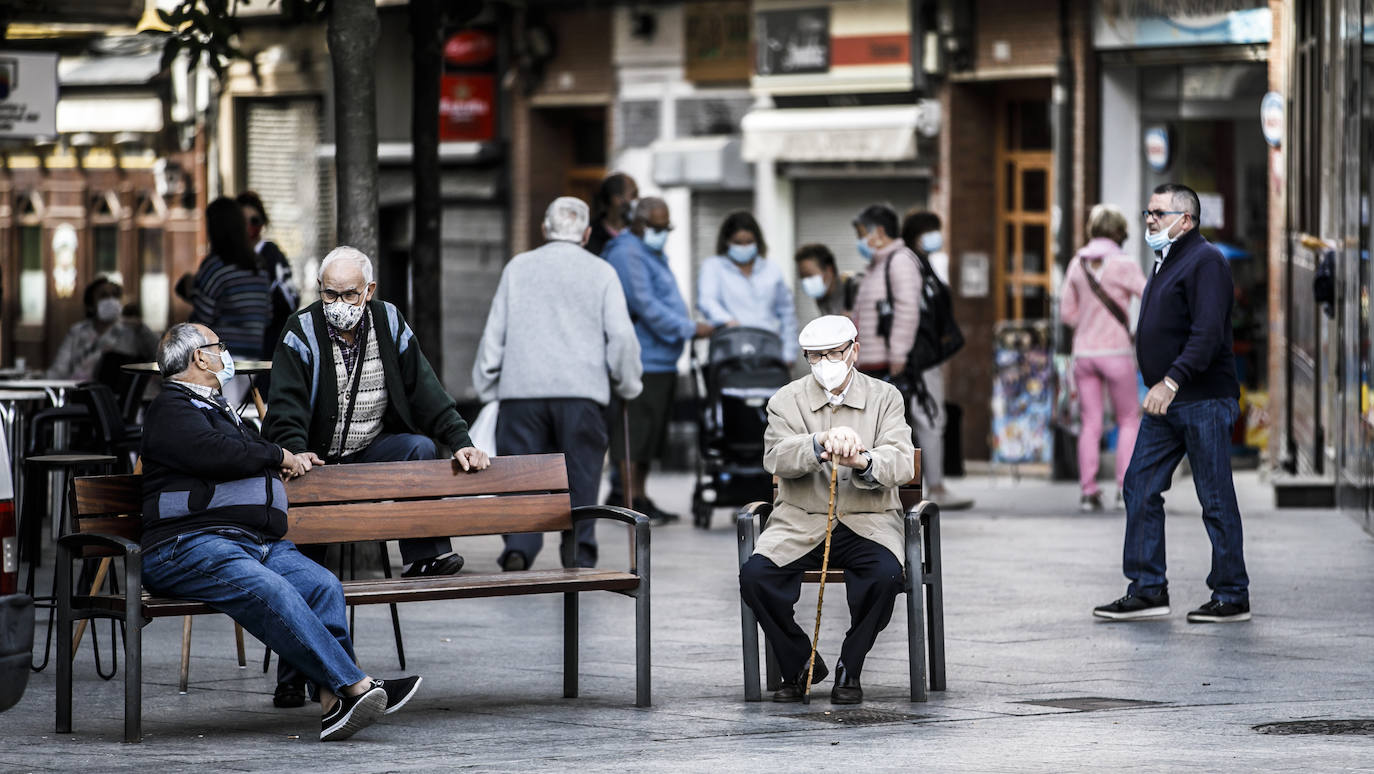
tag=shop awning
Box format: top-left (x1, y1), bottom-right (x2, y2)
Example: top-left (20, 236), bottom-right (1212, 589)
top-left (56, 94), bottom-right (163, 133)
top-left (741, 105), bottom-right (934, 163)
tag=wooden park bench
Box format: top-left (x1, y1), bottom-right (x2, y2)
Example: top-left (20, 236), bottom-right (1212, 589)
top-left (736, 449), bottom-right (945, 702)
top-left (56, 453), bottom-right (650, 743)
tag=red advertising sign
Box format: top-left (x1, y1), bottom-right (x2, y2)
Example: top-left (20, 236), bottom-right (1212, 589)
top-left (444, 30), bottom-right (496, 67)
top-left (439, 73), bottom-right (495, 142)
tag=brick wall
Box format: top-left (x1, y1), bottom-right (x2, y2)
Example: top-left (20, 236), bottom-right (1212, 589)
top-left (974, 0), bottom-right (1061, 74)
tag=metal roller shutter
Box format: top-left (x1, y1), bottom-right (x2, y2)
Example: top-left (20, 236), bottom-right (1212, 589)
top-left (690, 189), bottom-right (754, 292)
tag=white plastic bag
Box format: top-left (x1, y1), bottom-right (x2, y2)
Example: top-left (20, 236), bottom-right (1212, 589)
top-left (468, 401), bottom-right (499, 457)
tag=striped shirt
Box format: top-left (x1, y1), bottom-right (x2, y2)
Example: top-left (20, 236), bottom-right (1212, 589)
top-left (189, 254), bottom-right (272, 358)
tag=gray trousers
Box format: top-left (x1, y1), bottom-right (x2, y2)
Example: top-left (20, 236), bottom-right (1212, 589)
top-left (911, 367), bottom-right (945, 490)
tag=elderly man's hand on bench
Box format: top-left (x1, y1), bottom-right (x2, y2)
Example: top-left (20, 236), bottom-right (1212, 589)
top-left (453, 446), bottom-right (490, 472)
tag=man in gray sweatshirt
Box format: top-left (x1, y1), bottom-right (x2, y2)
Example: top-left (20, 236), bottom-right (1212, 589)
top-left (473, 197), bottom-right (644, 569)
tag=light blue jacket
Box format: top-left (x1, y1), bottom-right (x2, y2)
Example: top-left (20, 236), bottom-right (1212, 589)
top-left (696, 255), bottom-right (799, 361)
top-left (604, 231), bottom-right (696, 373)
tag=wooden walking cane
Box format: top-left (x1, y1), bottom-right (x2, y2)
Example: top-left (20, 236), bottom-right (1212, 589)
top-left (803, 462), bottom-right (841, 704)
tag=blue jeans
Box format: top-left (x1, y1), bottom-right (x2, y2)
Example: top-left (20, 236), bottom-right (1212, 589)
top-left (143, 530), bottom-right (366, 694)
top-left (1121, 397), bottom-right (1249, 604)
top-left (340, 433), bottom-right (451, 564)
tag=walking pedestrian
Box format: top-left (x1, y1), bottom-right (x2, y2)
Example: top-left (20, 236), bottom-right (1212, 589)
top-left (1059, 204), bottom-right (1147, 512)
top-left (586, 173), bottom-right (639, 258)
top-left (237, 191), bottom-right (299, 358)
top-left (1093, 183), bottom-right (1250, 624)
top-left (795, 243), bottom-right (859, 317)
top-left (899, 210), bottom-right (971, 510)
top-left (473, 197), bottom-right (643, 570)
top-left (187, 197), bottom-right (273, 361)
top-left (696, 210), bottom-right (798, 361)
top-left (603, 197), bottom-right (714, 523)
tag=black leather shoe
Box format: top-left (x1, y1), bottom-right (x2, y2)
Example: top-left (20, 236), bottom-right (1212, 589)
top-left (830, 663), bottom-right (863, 705)
top-left (772, 655), bottom-right (828, 702)
top-left (273, 680), bottom-right (306, 708)
top-left (499, 551), bottom-right (528, 572)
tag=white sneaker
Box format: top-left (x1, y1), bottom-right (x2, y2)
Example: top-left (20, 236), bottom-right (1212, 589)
top-left (928, 489), bottom-right (973, 510)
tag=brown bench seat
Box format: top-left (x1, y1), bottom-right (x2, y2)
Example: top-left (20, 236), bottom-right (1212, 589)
top-left (57, 453), bottom-right (651, 743)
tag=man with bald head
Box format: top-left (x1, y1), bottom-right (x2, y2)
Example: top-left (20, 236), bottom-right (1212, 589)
top-left (603, 197), bottom-right (714, 523)
top-left (140, 322), bottom-right (421, 741)
top-left (264, 246), bottom-right (489, 706)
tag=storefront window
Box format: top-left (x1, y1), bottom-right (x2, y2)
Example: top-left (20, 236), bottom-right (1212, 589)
top-left (138, 228), bottom-right (168, 331)
top-left (18, 225), bottom-right (44, 325)
top-left (93, 224), bottom-right (121, 286)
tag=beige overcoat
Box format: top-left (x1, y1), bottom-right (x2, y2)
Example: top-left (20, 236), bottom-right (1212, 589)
top-left (754, 371), bottom-right (915, 567)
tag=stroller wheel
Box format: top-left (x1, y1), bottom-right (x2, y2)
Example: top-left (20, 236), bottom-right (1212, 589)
top-left (692, 500), bottom-right (713, 529)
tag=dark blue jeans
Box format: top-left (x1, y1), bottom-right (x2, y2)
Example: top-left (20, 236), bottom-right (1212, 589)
top-left (143, 530), bottom-right (366, 695)
top-left (1121, 397), bottom-right (1249, 604)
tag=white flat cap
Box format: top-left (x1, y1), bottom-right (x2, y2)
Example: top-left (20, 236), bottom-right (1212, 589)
top-left (798, 315), bottom-right (858, 351)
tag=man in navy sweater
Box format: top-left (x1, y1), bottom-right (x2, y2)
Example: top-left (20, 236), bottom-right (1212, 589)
top-left (1093, 183), bottom-right (1250, 624)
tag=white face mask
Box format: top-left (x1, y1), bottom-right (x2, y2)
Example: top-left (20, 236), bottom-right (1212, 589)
top-left (203, 348), bottom-right (235, 390)
top-left (324, 299), bottom-right (365, 330)
top-left (96, 297), bottom-right (122, 323)
top-left (800, 275), bottom-right (828, 299)
top-left (811, 357), bottom-right (852, 392)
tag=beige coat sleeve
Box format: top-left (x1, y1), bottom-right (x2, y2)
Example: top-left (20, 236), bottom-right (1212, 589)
top-left (850, 385), bottom-right (915, 491)
top-left (763, 392), bottom-right (822, 480)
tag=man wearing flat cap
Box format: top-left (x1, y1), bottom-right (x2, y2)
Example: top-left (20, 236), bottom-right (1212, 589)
top-left (739, 315), bottom-right (915, 705)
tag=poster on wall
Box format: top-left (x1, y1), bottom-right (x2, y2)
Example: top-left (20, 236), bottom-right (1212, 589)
top-left (439, 73), bottom-right (495, 142)
top-left (991, 322), bottom-right (1055, 466)
top-left (755, 7), bottom-right (830, 76)
top-left (0, 52), bottom-right (58, 138)
top-left (1093, 1), bottom-right (1271, 50)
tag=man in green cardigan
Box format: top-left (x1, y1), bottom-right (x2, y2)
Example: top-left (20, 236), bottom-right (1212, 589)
top-left (263, 246), bottom-right (489, 706)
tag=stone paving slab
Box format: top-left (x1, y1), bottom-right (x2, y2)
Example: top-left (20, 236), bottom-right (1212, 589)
top-left (3, 470), bottom-right (1373, 772)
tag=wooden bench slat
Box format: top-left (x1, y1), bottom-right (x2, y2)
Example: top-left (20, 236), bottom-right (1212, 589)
top-left (283, 455), bottom-right (570, 505)
top-left (287, 493), bottom-right (572, 542)
top-left (74, 568), bottom-right (639, 618)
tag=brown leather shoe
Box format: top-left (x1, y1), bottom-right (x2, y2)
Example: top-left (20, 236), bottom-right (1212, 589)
top-left (830, 663), bottom-right (863, 704)
top-left (772, 655), bottom-right (828, 702)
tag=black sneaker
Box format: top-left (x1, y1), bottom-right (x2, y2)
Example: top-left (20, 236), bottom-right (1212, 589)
top-left (372, 675), bottom-right (422, 715)
top-left (500, 551), bottom-right (529, 572)
top-left (273, 679), bottom-right (306, 708)
top-left (635, 497), bottom-right (680, 526)
top-left (1080, 493), bottom-right (1103, 513)
top-left (402, 553), bottom-right (465, 578)
top-left (1093, 591), bottom-right (1170, 620)
top-left (320, 685), bottom-right (386, 741)
top-left (1187, 599), bottom-right (1251, 623)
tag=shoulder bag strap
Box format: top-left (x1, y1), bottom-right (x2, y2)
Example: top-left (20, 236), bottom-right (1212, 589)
top-left (1080, 262), bottom-right (1133, 341)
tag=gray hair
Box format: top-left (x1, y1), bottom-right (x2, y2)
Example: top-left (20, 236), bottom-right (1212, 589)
top-left (632, 196), bottom-right (667, 223)
top-left (158, 322), bottom-right (208, 379)
top-left (543, 197), bottom-right (590, 242)
top-left (318, 245), bottom-right (375, 285)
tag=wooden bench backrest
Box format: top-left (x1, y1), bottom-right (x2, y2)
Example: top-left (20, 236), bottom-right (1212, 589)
top-left (72, 454), bottom-right (572, 546)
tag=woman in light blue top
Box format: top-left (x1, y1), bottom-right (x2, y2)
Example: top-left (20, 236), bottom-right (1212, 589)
top-left (696, 211), bottom-right (799, 360)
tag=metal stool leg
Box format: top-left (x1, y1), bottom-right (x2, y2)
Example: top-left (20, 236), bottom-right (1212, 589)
top-left (377, 542), bottom-right (405, 670)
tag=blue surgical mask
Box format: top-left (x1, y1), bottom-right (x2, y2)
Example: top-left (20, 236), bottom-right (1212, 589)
top-left (800, 274), bottom-right (828, 299)
top-left (205, 348), bottom-right (235, 390)
top-left (919, 231), bottom-right (943, 254)
top-left (643, 228), bottom-right (669, 252)
top-left (1144, 214), bottom-right (1183, 252)
top-left (856, 238), bottom-right (875, 262)
top-left (726, 243), bottom-right (758, 264)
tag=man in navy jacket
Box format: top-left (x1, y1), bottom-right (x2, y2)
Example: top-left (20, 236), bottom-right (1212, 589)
top-left (1093, 183), bottom-right (1250, 624)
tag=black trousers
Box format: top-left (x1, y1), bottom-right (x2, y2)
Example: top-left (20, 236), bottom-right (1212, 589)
top-left (497, 398), bottom-right (608, 568)
top-left (739, 522), bottom-right (903, 682)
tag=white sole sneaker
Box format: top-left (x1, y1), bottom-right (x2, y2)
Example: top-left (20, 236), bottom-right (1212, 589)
top-left (1187, 610), bottom-right (1252, 623)
top-left (1092, 606), bottom-right (1170, 620)
top-left (321, 686), bottom-right (387, 742)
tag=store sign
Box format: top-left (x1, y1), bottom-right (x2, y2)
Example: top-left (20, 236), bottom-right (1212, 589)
top-left (444, 30), bottom-right (496, 67)
top-left (1260, 91), bottom-right (1283, 147)
top-left (756, 7), bottom-right (829, 76)
top-left (1143, 125), bottom-right (1171, 172)
top-left (685, 1), bottom-right (752, 84)
top-left (1093, 1), bottom-right (1271, 50)
top-left (0, 52), bottom-right (58, 138)
top-left (439, 74), bottom-right (495, 142)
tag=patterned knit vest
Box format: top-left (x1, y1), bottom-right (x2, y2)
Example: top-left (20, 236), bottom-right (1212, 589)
top-left (329, 326), bottom-right (388, 458)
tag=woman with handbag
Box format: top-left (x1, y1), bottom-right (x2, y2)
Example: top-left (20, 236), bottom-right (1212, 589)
top-left (1060, 204), bottom-right (1147, 512)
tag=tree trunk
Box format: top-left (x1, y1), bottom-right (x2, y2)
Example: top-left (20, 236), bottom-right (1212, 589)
top-left (410, 0), bottom-right (443, 377)
top-left (328, 0), bottom-right (380, 262)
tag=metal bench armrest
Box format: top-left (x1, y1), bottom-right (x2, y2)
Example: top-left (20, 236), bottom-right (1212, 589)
top-left (58, 532), bottom-right (142, 557)
top-left (571, 504), bottom-right (648, 528)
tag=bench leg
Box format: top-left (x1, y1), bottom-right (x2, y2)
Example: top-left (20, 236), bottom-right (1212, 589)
top-left (124, 553), bottom-right (143, 743)
top-left (56, 542), bottom-right (73, 734)
top-left (740, 599), bottom-right (762, 702)
top-left (563, 592), bottom-right (578, 699)
top-left (234, 623), bottom-right (245, 668)
top-left (377, 542), bottom-right (405, 670)
top-left (907, 507), bottom-right (931, 702)
top-left (179, 616), bottom-right (192, 694)
top-left (924, 507), bottom-right (946, 691)
top-left (634, 586), bottom-right (650, 708)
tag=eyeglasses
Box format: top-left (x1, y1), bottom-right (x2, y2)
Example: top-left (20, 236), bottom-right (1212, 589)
top-left (803, 341), bottom-right (853, 365)
top-left (248, 216), bottom-right (264, 227)
top-left (197, 340), bottom-right (226, 352)
top-left (1141, 209), bottom-right (1187, 221)
top-left (320, 288), bottom-right (364, 303)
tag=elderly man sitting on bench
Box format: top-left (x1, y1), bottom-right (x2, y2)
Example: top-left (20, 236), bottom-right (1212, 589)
top-left (138, 322), bottom-right (421, 741)
top-left (739, 315), bottom-right (915, 705)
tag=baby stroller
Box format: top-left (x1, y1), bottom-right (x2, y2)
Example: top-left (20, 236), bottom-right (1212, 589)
top-left (690, 326), bottom-right (792, 528)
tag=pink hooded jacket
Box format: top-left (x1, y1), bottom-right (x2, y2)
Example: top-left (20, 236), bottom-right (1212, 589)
top-left (1060, 238), bottom-right (1147, 358)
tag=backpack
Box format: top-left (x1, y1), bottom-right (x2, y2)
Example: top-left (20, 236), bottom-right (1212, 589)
top-left (884, 250), bottom-right (965, 375)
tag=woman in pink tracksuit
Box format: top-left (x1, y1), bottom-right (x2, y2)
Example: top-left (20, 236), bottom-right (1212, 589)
top-left (1060, 204), bottom-right (1147, 511)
